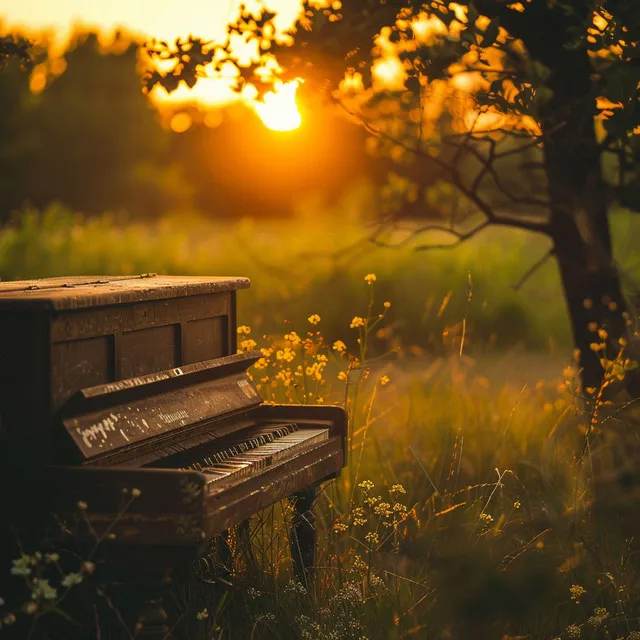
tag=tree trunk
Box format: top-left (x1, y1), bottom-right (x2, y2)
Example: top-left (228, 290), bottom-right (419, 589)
top-left (551, 219), bottom-right (632, 392)
top-left (542, 46), bottom-right (638, 395)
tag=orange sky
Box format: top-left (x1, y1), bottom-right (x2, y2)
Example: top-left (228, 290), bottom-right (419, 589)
top-left (0, 0), bottom-right (306, 126)
top-left (0, 0), bottom-right (301, 46)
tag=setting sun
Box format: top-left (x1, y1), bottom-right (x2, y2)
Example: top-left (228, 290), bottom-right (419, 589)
top-left (253, 81), bottom-right (302, 131)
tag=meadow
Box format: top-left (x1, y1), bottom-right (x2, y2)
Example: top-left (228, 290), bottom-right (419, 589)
top-left (1, 203), bottom-right (639, 639)
top-left (2, 201), bottom-right (639, 352)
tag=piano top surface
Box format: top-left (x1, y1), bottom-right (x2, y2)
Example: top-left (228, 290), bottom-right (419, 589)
top-left (0, 275), bottom-right (251, 311)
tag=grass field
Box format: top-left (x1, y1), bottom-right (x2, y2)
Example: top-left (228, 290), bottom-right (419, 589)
top-left (1, 204), bottom-right (639, 639)
top-left (2, 203), bottom-right (639, 354)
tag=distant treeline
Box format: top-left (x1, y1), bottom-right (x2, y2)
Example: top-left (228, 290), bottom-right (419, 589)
top-left (0, 31), bottom-right (379, 221)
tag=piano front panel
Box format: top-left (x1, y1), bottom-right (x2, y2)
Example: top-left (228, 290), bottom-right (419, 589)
top-left (50, 293), bottom-right (231, 342)
top-left (50, 293), bottom-right (235, 407)
top-left (52, 335), bottom-right (114, 407)
top-left (183, 316), bottom-right (228, 364)
top-left (121, 325), bottom-right (179, 379)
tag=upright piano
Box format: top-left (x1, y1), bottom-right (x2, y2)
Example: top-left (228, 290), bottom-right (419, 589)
top-left (0, 275), bottom-right (347, 638)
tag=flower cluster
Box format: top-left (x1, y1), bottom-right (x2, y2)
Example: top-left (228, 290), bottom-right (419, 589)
top-left (333, 481), bottom-right (411, 553)
top-left (587, 607), bottom-right (609, 627)
top-left (566, 623), bottom-right (582, 639)
top-left (569, 584), bottom-right (586, 603)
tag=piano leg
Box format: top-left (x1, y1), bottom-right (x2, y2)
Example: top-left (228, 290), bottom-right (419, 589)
top-left (134, 579), bottom-right (170, 640)
top-left (289, 485), bottom-right (319, 588)
top-left (116, 547), bottom-right (175, 640)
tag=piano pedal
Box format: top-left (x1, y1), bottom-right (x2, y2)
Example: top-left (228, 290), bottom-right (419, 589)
top-left (193, 536), bottom-right (231, 586)
top-left (193, 522), bottom-right (256, 587)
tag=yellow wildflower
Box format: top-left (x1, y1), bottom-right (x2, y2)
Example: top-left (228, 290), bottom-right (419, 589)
top-left (284, 331), bottom-right (302, 345)
top-left (333, 521), bottom-right (348, 534)
top-left (305, 363), bottom-right (324, 381)
top-left (237, 325), bottom-right (251, 335)
top-left (275, 370), bottom-right (292, 387)
top-left (337, 371), bottom-right (348, 382)
top-left (570, 584), bottom-right (586, 603)
top-left (23, 602), bottom-right (37, 615)
top-left (383, 301), bottom-right (391, 308)
top-left (276, 347), bottom-right (296, 362)
top-left (350, 316), bottom-right (366, 329)
top-left (365, 532), bottom-right (379, 545)
top-left (379, 375), bottom-right (390, 386)
top-left (240, 338), bottom-right (257, 351)
top-left (307, 314), bottom-right (321, 325)
top-left (253, 357), bottom-right (268, 369)
top-left (333, 340), bottom-right (347, 353)
top-left (364, 273), bottom-right (377, 284)
top-left (3, 613), bottom-right (16, 626)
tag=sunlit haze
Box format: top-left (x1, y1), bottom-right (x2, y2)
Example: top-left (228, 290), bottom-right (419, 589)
top-left (0, 0), bottom-right (304, 130)
top-left (254, 82), bottom-right (302, 131)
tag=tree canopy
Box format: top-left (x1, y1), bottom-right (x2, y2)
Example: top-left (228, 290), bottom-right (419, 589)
top-left (0, 34), bottom-right (33, 70)
top-left (146, 0), bottom-right (640, 392)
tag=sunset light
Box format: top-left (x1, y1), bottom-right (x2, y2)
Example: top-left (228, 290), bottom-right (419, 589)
top-left (253, 81), bottom-right (302, 131)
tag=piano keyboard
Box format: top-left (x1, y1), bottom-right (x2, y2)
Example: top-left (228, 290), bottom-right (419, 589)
top-left (189, 423), bottom-right (330, 492)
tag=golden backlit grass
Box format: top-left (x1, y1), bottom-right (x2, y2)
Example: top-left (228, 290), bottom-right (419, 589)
top-left (0, 202), bottom-right (627, 351)
top-left (171, 279), bottom-right (639, 640)
top-left (1, 206), bottom-right (639, 639)
top-left (2, 204), bottom-right (638, 356)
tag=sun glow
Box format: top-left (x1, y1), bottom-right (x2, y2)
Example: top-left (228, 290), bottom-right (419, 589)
top-left (253, 81), bottom-right (302, 131)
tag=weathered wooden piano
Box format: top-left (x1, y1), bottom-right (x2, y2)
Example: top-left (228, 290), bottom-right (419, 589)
top-left (0, 275), bottom-right (347, 638)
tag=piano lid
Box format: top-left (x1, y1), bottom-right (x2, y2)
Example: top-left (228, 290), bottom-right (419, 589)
top-left (0, 274), bottom-right (250, 310)
top-left (58, 352), bottom-right (263, 464)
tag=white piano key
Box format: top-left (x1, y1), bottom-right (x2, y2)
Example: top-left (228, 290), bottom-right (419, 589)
top-left (203, 427), bottom-right (330, 492)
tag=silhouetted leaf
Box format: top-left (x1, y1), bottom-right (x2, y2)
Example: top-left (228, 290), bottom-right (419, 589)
top-left (480, 18), bottom-right (500, 48)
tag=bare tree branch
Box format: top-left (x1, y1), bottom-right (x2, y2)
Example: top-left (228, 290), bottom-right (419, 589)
top-left (335, 99), bottom-right (552, 238)
top-left (512, 248), bottom-right (555, 291)
top-left (455, 136), bottom-right (551, 209)
top-left (368, 220), bottom-right (490, 251)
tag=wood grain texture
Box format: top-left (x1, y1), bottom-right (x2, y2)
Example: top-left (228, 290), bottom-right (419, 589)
top-left (0, 275), bottom-right (250, 310)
